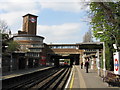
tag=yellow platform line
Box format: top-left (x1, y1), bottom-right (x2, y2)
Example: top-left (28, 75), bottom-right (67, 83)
top-left (69, 72), bottom-right (74, 89)
top-left (69, 66), bottom-right (75, 90)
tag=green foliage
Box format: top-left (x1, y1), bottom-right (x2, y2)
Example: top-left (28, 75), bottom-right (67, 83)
top-left (7, 41), bottom-right (20, 52)
top-left (100, 54), bottom-right (103, 69)
top-left (105, 41), bottom-right (114, 71)
top-left (105, 43), bottom-right (111, 70)
top-left (2, 33), bottom-right (9, 41)
top-left (2, 33), bottom-right (9, 53)
top-left (90, 2), bottom-right (120, 70)
top-left (90, 2), bottom-right (120, 43)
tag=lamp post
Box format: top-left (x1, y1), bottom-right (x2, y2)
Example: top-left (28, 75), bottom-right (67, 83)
top-left (102, 42), bottom-right (106, 77)
top-left (97, 32), bottom-right (106, 77)
top-left (97, 31), bottom-right (118, 77)
top-left (97, 31), bottom-right (118, 51)
top-left (96, 49), bottom-right (100, 76)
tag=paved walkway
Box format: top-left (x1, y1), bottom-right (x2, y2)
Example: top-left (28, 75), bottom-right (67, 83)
top-left (69, 65), bottom-right (120, 89)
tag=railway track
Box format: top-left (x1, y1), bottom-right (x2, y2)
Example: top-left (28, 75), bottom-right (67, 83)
top-left (31, 67), bottom-right (71, 89)
top-left (3, 67), bottom-right (71, 90)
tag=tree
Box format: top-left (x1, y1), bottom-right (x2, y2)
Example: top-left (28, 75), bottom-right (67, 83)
top-left (89, 2), bottom-right (120, 70)
top-left (0, 19), bottom-right (10, 43)
top-left (90, 2), bottom-right (120, 45)
top-left (7, 41), bottom-right (20, 52)
top-left (0, 19), bottom-right (9, 33)
top-left (83, 30), bottom-right (93, 42)
top-left (0, 19), bottom-right (11, 53)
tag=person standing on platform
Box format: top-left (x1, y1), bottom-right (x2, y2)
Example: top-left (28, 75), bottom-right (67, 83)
top-left (85, 60), bottom-right (89, 73)
top-left (81, 62), bottom-right (83, 69)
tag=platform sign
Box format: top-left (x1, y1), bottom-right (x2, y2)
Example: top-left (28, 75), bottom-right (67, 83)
top-left (114, 52), bottom-right (120, 75)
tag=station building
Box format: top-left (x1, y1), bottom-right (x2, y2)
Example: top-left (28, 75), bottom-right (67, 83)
top-left (2, 14), bottom-right (102, 73)
top-left (11, 14), bottom-right (47, 70)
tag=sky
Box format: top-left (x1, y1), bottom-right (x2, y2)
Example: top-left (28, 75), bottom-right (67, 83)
top-left (0, 0), bottom-right (91, 44)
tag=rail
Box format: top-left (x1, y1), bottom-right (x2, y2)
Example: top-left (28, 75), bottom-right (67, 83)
top-left (2, 67), bottom-right (71, 89)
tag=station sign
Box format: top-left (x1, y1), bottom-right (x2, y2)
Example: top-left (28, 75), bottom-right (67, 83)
top-left (30, 17), bottom-right (36, 23)
top-left (114, 52), bottom-right (120, 75)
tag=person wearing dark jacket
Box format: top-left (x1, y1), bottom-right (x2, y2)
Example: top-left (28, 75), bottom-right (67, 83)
top-left (81, 62), bottom-right (83, 69)
top-left (85, 61), bottom-right (89, 73)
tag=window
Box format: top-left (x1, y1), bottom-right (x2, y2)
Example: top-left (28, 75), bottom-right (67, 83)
top-left (14, 37), bottom-right (43, 42)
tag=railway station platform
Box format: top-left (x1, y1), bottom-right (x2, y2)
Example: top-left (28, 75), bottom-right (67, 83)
top-left (1, 65), bottom-right (120, 89)
top-left (1, 66), bottom-right (53, 80)
top-left (66, 65), bottom-right (120, 89)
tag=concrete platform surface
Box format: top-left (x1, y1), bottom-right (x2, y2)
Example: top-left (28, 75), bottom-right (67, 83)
top-left (68, 65), bottom-right (120, 89)
top-left (1, 66), bottom-right (52, 80)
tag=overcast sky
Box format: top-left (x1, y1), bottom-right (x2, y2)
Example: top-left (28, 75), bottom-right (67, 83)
top-left (0, 0), bottom-right (91, 44)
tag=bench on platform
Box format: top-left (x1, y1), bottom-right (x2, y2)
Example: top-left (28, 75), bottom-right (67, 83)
top-left (102, 71), bottom-right (120, 87)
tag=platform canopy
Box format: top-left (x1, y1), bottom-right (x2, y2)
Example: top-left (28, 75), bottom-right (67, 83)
top-left (48, 42), bottom-right (103, 50)
top-left (78, 42), bottom-right (103, 49)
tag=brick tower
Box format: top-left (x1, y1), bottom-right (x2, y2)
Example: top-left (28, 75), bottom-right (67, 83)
top-left (22, 14), bottom-right (38, 35)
